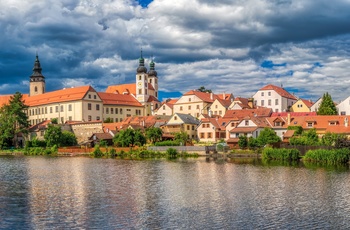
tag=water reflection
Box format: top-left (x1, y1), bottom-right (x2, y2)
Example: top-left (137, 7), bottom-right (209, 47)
top-left (0, 156), bottom-right (350, 229)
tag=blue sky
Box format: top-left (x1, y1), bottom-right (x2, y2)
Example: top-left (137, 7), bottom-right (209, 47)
top-left (1, 0), bottom-right (350, 102)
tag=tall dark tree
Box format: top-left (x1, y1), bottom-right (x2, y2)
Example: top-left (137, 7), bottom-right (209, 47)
top-left (197, 86), bottom-right (212, 93)
top-left (317, 92), bottom-right (337, 115)
top-left (0, 92), bottom-right (29, 148)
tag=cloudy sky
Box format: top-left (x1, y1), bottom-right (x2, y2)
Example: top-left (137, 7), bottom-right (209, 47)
top-left (1, 0), bottom-right (350, 102)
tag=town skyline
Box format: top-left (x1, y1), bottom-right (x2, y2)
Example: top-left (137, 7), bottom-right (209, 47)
top-left (1, 0), bottom-right (350, 102)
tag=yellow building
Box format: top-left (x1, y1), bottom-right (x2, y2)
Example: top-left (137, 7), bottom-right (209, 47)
top-left (161, 113), bottom-right (200, 140)
top-left (290, 99), bottom-right (313, 112)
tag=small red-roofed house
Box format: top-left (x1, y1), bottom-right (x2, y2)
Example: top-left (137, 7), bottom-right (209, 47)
top-left (290, 99), bottom-right (314, 112)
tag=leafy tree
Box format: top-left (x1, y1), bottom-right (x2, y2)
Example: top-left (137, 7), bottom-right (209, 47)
top-left (44, 124), bottom-right (63, 147)
top-left (113, 128), bottom-right (146, 147)
top-left (104, 117), bottom-right (114, 123)
top-left (174, 131), bottom-right (188, 145)
top-left (61, 131), bottom-right (77, 146)
top-left (317, 92), bottom-right (337, 115)
top-left (51, 118), bottom-right (58, 124)
top-left (197, 86), bottom-right (212, 93)
top-left (287, 126), bottom-right (303, 135)
top-left (248, 137), bottom-right (260, 149)
top-left (146, 127), bottom-right (163, 144)
top-left (0, 92), bottom-right (29, 148)
top-left (321, 132), bottom-right (346, 147)
top-left (238, 135), bottom-right (248, 149)
top-left (257, 127), bottom-right (281, 146)
top-left (289, 128), bottom-right (320, 146)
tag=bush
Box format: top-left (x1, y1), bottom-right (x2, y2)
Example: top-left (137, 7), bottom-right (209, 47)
top-left (91, 144), bottom-right (103, 157)
top-left (166, 148), bottom-right (178, 158)
top-left (108, 148), bottom-right (117, 157)
top-left (262, 147), bottom-right (300, 161)
top-left (154, 140), bottom-right (181, 146)
top-left (304, 148), bottom-right (350, 164)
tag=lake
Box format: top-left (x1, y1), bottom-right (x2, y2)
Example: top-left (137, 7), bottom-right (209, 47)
top-left (1, 156), bottom-right (350, 229)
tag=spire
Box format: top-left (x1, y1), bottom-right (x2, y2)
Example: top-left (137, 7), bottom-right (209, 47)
top-left (137, 48), bottom-right (147, 73)
top-left (30, 54), bottom-right (45, 80)
top-left (148, 56), bottom-right (157, 77)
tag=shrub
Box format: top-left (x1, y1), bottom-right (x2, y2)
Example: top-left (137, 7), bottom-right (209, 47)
top-left (262, 147), bottom-right (300, 161)
top-left (91, 144), bottom-right (103, 157)
top-left (154, 140), bottom-right (181, 146)
top-left (166, 148), bottom-right (178, 158)
top-left (304, 148), bottom-right (350, 164)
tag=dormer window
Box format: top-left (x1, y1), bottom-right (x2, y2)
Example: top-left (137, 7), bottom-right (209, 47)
top-left (275, 121), bottom-right (282, 126)
top-left (307, 122), bottom-right (313, 127)
top-left (245, 120), bottom-right (249, 126)
top-left (328, 121), bottom-right (338, 126)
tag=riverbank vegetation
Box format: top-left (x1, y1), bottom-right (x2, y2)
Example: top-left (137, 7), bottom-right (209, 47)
top-left (303, 148), bottom-right (350, 164)
top-left (262, 147), bottom-right (300, 161)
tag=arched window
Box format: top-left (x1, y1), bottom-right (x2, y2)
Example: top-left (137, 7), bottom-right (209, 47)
top-left (34, 86), bottom-right (38, 92)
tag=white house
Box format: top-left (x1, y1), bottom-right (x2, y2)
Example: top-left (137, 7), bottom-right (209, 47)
top-left (337, 96), bottom-right (350, 115)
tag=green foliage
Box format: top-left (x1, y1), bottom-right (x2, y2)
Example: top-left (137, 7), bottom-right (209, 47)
top-left (287, 126), bottom-right (303, 135)
top-left (154, 140), bottom-right (181, 146)
top-left (197, 86), bottom-right (212, 93)
top-left (103, 117), bottom-right (114, 123)
top-left (113, 128), bottom-right (146, 147)
top-left (317, 92), bottom-right (337, 115)
top-left (304, 148), bottom-right (350, 164)
top-left (289, 128), bottom-right (320, 146)
top-left (44, 124), bottom-right (63, 147)
top-left (146, 127), bottom-right (163, 144)
top-left (248, 137), bottom-right (260, 149)
top-left (166, 148), bottom-right (178, 157)
top-left (61, 131), bottom-right (77, 146)
top-left (108, 148), bottom-right (117, 157)
top-left (0, 92), bottom-right (29, 148)
top-left (27, 137), bottom-right (47, 147)
top-left (51, 118), bottom-right (58, 124)
top-left (321, 132), bottom-right (346, 147)
top-left (174, 131), bottom-right (188, 145)
top-left (91, 144), bottom-right (103, 157)
top-left (238, 136), bottom-right (248, 149)
top-left (262, 147), bottom-right (300, 161)
top-left (257, 127), bottom-right (281, 146)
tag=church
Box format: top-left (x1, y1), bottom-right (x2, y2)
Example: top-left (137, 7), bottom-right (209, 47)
top-left (0, 52), bottom-right (160, 126)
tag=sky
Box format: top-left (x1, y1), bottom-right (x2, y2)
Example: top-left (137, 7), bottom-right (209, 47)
top-left (1, 0), bottom-right (350, 102)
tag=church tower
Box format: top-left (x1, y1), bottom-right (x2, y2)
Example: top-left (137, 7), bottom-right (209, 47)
top-left (29, 54), bottom-right (46, 96)
top-left (148, 58), bottom-right (158, 99)
top-left (135, 49), bottom-right (149, 104)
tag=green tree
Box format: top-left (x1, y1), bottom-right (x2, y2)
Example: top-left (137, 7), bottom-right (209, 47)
top-left (197, 86), bottom-right (212, 93)
top-left (287, 126), bottom-right (303, 135)
top-left (257, 127), bottom-right (281, 146)
top-left (174, 131), bottom-right (188, 145)
top-left (317, 92), bottom-right (337, 115)
top-left (146, 127), bottom-right (163, 144)
top-left (0, 92), bottom-right (29, 148)
top-left (104, 117), bottom-right (113, 123)
top-left (134, 129), bottom-right (146, 146)
top-left (238, 135), bottom-right (248, 149)
top-left (61, 131), bottom-right (77, 146)
top-left (248, 137), bottom-right (260, 149)
top-left (44, 124), bottom-right (63, 147)
top-left (289, 128), bottom-right (320, 146)
top-left (113, 128), bottom-right (146, 147)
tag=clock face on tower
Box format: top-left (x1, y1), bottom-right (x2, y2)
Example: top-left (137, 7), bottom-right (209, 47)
top-left (138, 82), bottom-right (142, 87)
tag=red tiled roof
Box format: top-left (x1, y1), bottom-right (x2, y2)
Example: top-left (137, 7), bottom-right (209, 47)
top-left (300, 99), bottom-right (314, 108)
top-left (224, 108), bottom-right (272, 118)
top-left (0, 94), bottom-right (29, 107)
top-left (183, 90), bottom-right (220, 103)
top-left (25, 86), bottom-right (96, 107)
top-left (98, 92), bottom-right (143, 107)
top-left (105, 83), bottom-right (135, 95)
top-left (229, 127), bottom-right (258, 133)
top-left (271, 112), bottom-right (317, 117)
top-left (260, 84), bottom-right (297, 100)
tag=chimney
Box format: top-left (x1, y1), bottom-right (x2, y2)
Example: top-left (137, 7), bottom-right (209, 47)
top-left (210, 93), bottom-right (213, 100)
top-left (248, 98), bottom-right (254, 108)
top-left (287, 113), bottom-right (291, 125)
top-left (345, 117), bottom-right (348, 127)
top-left (223, 92), bottom-right (226, 99)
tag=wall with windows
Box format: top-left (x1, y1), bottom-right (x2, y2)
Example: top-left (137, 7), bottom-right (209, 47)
top-left (173, 94), bottom-right (211, 118)
top-left (102, 105), bottom-right (144, 122)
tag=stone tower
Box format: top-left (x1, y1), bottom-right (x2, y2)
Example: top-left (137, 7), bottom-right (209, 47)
top-left (29, 54), bottom-right (45, 96)
top-left (135, 49), bottom-right (149, 104)
top-left (148, 58), bottom-right (158, 99)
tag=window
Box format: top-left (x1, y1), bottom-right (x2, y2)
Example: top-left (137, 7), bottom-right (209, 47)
top-left (88, 115), bottom-right (92, 121)
top-left (261, 92), bottom-right (264, 96)
top-left (163, 106), bottom-right (166, 110)
top-left (68, 104), bottom-right (72, 111)
top-left (180, 106), bottom-right (183, 111)
top-left (155, 79), bottom-right (157, 84)
top-left (139, 76), bottom-right (142, 80)
top-left (187, 125), bottom-right (190, 130)
top-left (207, 132), bottom-right (212, 138)
top-left (202, 124), bottom-right (205, 128)
top-left (200, 133), bottom-right (205, 138)
top-left (120, 109), bottom-right (123, 114)
top-left (115, 108), bottom-right (118, 114)
top-left (50, 107), bottom-right (53, 113)
top-left (275, 122), bottom-right (281, 126)
top-left (149, 79), bottom-right (152, 84)
top-left (96, 104), bottom-right (100, 111)
top-left (188, 106), bottom-right (191, 110)
top-left (215, 105), bottom-right (218, 109)
top-left (115, 118), bottom-right (118, 122)
top-left (192, 125), bottom-right (195, 130)
top-left (261, 100), bottom-right (264, 106)
top-left (38, 108), bottom-right (40, 115)
top-left (106, 108), bottom-right (109, 114)
top-left (127, 114), bottom-right (131, 117)
top-left (34, 86), bottom-right (38, 92)
top-left (96, 116), bottom-right (100, 121)
top-left (307, 122), bottom-right (313, 127)
top-left (145, 89), bottom-right (147, 94)
top-left (68, 116), bottom-right (72, 121)
top-left (127, 109), bottom-right (131, 111)
top-left (88, 103), bottom-right (91, 110)
top-left (42, 108), bottom-right (44, 114)
top-left (268, 92), bottom-right (271, 96)
top-left (60, 105), bottom-right (64, 112)
top-left (206, 124), bottom-right (210, 128)
top-left (111, 109), bottom-right (114, 114)
top-left (174, 116), bottom-right (177, 120)
top-left (139, 89), bottom-right (142, 94)
top-left (268, 99), bottom-right (271, 106)
top-left (275, 99), bottom-right (278, 105)
top-left (196, 105), bottom-right (200, 109)
top-left (61, 117), bottom-right (64, 124)
top-left (341, 111), bottom-right (346, 115)
top-left (245, 120), bottom-right (249, 126)
top-left (189, 98), bottom-right (191, 102)
top-left (55, 106), bottom-right (58, 112)
top-left (231, 123), bottom-right (235, 127)
top-left (88, 94), bottom-right (91, 99)
top-left (94, 95), bottom-right (97, 99)
top-left (219, 110), bottom-right (222, 115)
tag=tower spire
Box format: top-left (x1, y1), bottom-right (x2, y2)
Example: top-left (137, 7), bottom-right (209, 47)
top-left (137, 48), bottom-right (147, 73)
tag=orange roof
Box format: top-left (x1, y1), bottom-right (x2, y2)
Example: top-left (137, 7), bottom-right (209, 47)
top-left (184, 90), bottom-right (220, 103)
top-left (147, 95), bottom-right (160, 103)
top-left (224, 108), bottom-right (272, 118)
top-left (260, 84), bottom-right (297, 100)
top-left (300, 99), bottom-right (314, 108)
top-left (98, 92), bottom-right (143, 107)
top-left (217, 93), bottom-right (234, 101)
top-left (106, 83), bottom-right (135, 95)
top-left (0, 94), bottom-right (29, 107)
top-left (24, 86), bottom-right (96, 107)
top-left (216, 98), bottom-right (232, 108)
top-left (271, 112), bottom-right (317, 117)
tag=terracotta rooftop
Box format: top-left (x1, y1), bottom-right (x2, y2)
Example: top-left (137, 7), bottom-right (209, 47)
top-left (98, 92), bottom-right (143, 107)
top-left (0, 94), bottom-right (29, 107)
top-left (260, 84), bottom-right (297, 100)
top-left (183, 90), bottom-right (220, 103)
top-left (25, 85), bottom-right (96, 107)
top-left (300, 99), bottom-right (314, 108)
top-left (106, 83), bottom-right (155, 95)
top-left (224, 108), bottom-right (272, 118)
